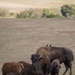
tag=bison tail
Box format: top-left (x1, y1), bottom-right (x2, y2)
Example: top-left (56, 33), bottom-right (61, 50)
top-left (72, 54), bottom-right (74, 61)
top-left (70, 49), bottom-right (74, 61)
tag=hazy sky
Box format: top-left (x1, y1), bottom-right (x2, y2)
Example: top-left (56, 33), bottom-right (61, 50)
top-left (5, 0), bottom-right (61, 3)
top-left (26, 0), bottom-right (55, 2)
top-left (1, 0), bottom-right (74, 4)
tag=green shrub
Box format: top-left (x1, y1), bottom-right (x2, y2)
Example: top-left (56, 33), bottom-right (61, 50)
top-left (16, 9), bottom-right (35, 19)
top-left (61, 4), bottom-right (75, 17)
top-left (46, 13), bottom-right (61, 18)
top-left (16, 9), bottom-right (61, 19)
top-left (41, 9), bottom-right (61, 18)
top-left (16, 11), bottom-right (28, 18)
top-left (41, 9), bottom-right (50, 18)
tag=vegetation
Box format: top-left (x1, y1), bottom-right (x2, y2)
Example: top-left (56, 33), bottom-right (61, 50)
top-left (0, 4), bottom-right (75, 18)
top-left (0, 8), bottom-right (10, 17)
top-left (16, 9), bottom-right (35, 19)
top-left (16, 9), bottom-right (61, 19)
top-left (61, 4), bottom-right (75, 17)
top-left (41, 9), bottom-right (61, 18)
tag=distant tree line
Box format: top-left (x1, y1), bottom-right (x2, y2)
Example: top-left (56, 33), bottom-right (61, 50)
top-left (16, 9), bottom-right (61, 19)
top-left (0, 4), bottom-right (75, 18)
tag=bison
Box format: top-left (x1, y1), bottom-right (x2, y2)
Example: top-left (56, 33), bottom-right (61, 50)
top-left (31, 45), bottom-right (74, 75)
top-left (19, 61), bottom-right (44, 75)
top-left (2, 62), bottom-right (24, 75)
top-left (50, 59), bottom-right (61, 75)
top-left (31, 54), bottom-right (50, 75)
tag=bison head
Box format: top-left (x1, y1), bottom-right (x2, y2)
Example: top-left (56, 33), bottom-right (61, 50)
top-left (31, 54), bottom-right (51, 75)
top-left (31, 54), bottom-right (43, 72)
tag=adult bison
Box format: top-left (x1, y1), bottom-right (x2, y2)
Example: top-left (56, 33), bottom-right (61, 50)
top-left (31, 54), bottom-right (50, 75)
top-left (31, 45), bottom-right (74, 75)
top-left (19, 61), bottom-right (44, 75)
top-left (2, 62), bottom-right (24, 75)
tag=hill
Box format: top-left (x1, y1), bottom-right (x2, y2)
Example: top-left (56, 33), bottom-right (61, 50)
top-left (0, 0), bottom-right (75, 12)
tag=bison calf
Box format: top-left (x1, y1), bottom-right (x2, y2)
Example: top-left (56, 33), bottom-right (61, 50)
top-left (50, 59), bottom-right (61, 75)
top-left (2, 62), bottom-right (24, 75)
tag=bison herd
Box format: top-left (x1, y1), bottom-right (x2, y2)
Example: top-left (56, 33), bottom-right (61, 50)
top-left (2, 45), bottom-right (74, 75)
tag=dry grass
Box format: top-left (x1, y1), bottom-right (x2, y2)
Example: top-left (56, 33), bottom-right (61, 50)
top-left (0, 0), bottom-right (75, 13)
top-left (0, 18), bottom-right (75, 75)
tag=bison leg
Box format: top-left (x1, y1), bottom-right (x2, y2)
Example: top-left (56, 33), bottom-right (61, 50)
top-left (63, 62), bottom-right (69, 75)
top-left (66, 62), bottom-right (72, 75)
top-left (57, 71), bottom-right (60, 75)
top-left (63, 67), bottom-right (68, 75)
top-left (63, 61), bottom-right (72, 75)
top-left (2, 72), bottom-right (6, 75)
top-left (69, 63), bottom-right (72, 75)
top-left (70, 66), bottom-right (72, 75)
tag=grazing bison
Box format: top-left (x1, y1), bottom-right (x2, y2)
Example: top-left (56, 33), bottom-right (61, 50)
top-left (31, 45), bottom-right (74, 75)
top-left (50, 59), bottom-right (61, 75)
top-left (2, 62), bottom-right (24, 75)
top-left (19, 61), bottom-right (44, 75)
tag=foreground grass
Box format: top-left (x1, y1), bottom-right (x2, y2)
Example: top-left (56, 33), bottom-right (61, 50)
top-left (0, 18), bottom-right (75, 75)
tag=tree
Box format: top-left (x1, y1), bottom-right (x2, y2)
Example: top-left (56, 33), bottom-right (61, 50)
top-left (61, 4), bottom-right (75, 17)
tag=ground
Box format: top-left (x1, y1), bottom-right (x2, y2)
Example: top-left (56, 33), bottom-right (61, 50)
top-left (0, 18), bottom-right (75, 75)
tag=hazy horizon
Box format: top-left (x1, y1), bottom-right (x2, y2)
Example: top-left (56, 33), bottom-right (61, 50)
top-left (0, 0), bottom-right (75, 12)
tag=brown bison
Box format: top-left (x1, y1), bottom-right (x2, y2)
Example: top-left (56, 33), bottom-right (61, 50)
top-left (31, 45), bottom-right (74, 75)
top-left (2, 62), bottom-right (24, 75)
top-left (50, 59), bottom-right (61, 75)
top-left (19, 61), bottom-right (44, 75)
top-left (31, 54), bottom-right (50, 75)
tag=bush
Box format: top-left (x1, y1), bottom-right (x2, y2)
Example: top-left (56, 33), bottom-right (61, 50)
top-left (0, 8), bottom-right (10, 17)
top-left (16, 9), bottom-right (61, 19)
top-left (16, 9), bottom-right (35, 19)
top-left (41, 9), bottom-right (61, 18)
top-left (61, 4), bottom-right (75, 17)
top-left (46, 13), bottom-right (61, 18)
top-left (41, 9), bottom-right (50, 18)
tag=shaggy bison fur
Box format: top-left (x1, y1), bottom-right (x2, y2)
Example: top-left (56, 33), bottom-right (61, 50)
top-left (50, 59), bottom-right (61, 75)
top-left (2, 62), bottom-right (24, 75)
top-left (31, 54), bottom-right (50, 75)
top-left (19, 61), bottom-right (44, 75)
top-left (31, 45), bottom-right (74, 75)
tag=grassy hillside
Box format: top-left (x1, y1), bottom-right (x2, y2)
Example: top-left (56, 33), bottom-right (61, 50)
top-left (0, 0), bottom-right (75, 4)
top-left (0, 0), bottom-right (75, 7)
top-left (0, 0), bottom-right (75, 13)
